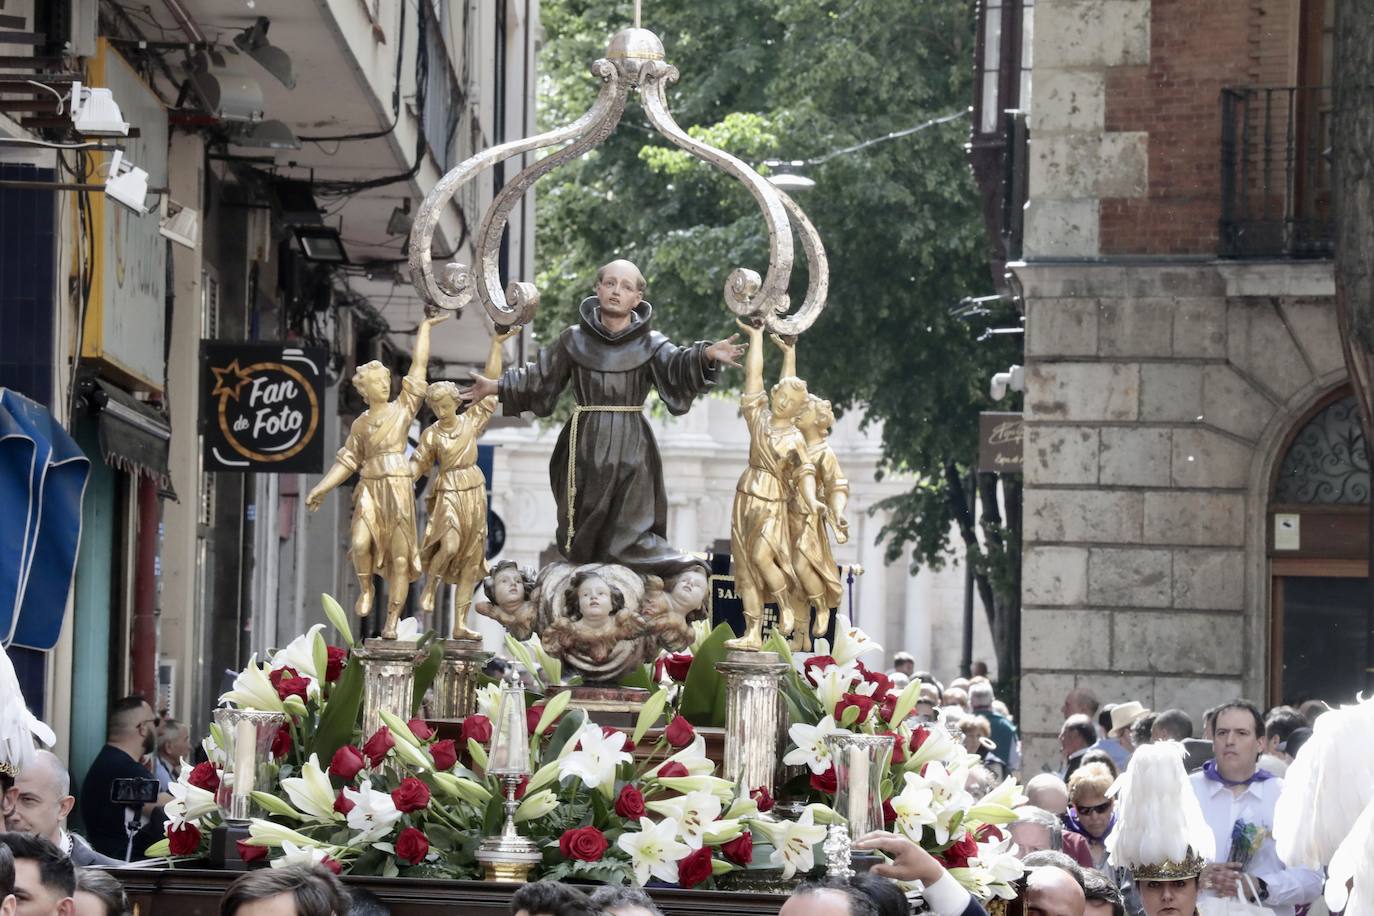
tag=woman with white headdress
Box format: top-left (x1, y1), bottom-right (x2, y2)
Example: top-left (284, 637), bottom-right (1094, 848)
top-left (1107, 743), bottom-right (1215, 916)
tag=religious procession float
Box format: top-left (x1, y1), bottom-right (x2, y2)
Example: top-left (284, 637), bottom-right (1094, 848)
top-left (116, 15), bottom-right (1030, 915)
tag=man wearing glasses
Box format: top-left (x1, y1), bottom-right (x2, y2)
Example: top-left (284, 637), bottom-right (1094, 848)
top-left (76, 696), bottom-right (172, 860)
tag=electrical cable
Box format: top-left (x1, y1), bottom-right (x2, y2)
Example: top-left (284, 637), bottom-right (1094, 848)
top-left (26, 80), bottom-right (68, 114)
top-left (794, 109), bottom-right (969, 166)
top-left (297, 0), bottom-right (408, 144)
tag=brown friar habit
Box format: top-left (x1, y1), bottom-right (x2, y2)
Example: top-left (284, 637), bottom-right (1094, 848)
top-left (498, 297), bottom-right (718, 578)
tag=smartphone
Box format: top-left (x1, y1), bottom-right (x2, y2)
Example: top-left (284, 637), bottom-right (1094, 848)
top-left (110, 777), bottom-right (160, 805)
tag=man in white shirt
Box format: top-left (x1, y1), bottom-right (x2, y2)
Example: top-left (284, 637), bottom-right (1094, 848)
top-left (1188, 701), bottom-right (1322, 916)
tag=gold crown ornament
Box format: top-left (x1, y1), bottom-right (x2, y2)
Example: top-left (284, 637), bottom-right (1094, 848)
top-left (1131, 847), bottom-right (1207, 881)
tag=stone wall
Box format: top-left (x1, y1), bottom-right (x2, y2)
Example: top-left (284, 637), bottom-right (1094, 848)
top-left (1013, 260), bottom-right (1340, 773)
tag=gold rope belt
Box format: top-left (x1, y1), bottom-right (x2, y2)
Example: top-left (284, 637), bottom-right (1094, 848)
top-left (565, 404), bottom-right (644, 551)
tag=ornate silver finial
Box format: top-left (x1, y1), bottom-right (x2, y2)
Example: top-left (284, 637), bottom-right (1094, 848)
top-left (407, 26), bottom-right (828, 339)
top-left (824, 823), bottom-right (855, 880)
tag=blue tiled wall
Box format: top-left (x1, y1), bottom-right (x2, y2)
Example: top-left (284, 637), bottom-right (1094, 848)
top-left (0, 163), bottom-right (57, 407)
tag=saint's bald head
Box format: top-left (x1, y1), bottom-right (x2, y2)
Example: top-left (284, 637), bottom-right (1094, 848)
top-left (594, 259), bottom-right (646, 292)
top-left (594, 260), bottom-right (647, 324)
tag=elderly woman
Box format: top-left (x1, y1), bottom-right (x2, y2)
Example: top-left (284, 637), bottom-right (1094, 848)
top-left (1067, 762), bottom-right (1117, 867)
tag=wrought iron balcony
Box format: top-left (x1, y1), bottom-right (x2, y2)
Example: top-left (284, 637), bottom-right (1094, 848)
top-left (1220, 85), bottom-right (1333, 259)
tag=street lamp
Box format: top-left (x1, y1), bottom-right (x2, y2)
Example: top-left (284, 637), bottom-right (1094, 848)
top-left (761, 159), bottom-right (815, 192)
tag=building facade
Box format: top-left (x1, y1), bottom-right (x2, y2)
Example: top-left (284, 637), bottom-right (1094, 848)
top-left (973, 0), bottom-right (1356, 770)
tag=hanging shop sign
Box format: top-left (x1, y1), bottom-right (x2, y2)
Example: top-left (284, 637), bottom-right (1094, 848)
top-left (201, 342), bottom-right (327, 472)
top-left (978, 411), bottom-right (1023, 473)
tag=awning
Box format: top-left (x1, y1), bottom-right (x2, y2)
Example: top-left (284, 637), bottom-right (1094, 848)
top-left (90, 379), bottom-right (176, 499)
top-left (0, 389), bottom-right (91, 650)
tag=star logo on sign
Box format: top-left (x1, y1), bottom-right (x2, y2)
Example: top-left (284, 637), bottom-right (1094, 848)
top-left (210, 360), bottom-right (254, 401)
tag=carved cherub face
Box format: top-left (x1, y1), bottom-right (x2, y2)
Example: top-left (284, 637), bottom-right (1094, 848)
top-left (668, 569), bottom-right (708, 614)
top-left (594, 260), bottom-right (645, 323)
top-left (493, 567), bottom-right (526, 609)
top-left (801, 397), bottom-right (834, 435)
top-left (430, 391), bottom-right (457, 421)
top-left (352, 362), bottom-right (391, 405)
top-left (577, 574), bottom-right (614, 625)
top-left (770, 378), bottom-right (809, 421)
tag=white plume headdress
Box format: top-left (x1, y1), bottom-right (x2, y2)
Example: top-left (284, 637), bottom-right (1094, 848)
top-left (0, 643), bottom-right (56, 778)
top-left (1106, 741), bottom-right (1213, 879)
top-left (1273, 696), bottom-right (1374, 916)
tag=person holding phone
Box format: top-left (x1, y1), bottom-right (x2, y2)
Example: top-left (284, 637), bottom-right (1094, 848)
top-left (76, 697), bottom-right (170, 860)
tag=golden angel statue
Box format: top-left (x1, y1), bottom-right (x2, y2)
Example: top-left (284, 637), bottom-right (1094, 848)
top-left (726, 321), bottom-right (823, 651)
top-left (786, 388), bottom-right (850, 649)
top-left (306, 312), bottom-right (447, 640)
top-left (411, 328), bottom-right (520, 640)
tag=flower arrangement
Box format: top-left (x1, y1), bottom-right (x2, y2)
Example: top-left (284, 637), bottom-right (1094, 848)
top-left (148, 597), bottom-right (842, 888)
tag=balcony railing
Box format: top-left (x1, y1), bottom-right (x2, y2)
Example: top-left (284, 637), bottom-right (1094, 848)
top-left (1220, 86), bottom-right (1333, 258)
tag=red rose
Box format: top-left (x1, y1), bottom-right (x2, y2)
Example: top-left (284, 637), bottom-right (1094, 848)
top-left (835, 693), bottom-right (877, 725)
top-left (910, 726), bottom-right (932, 753)
top-left (274, 675), bottom-right (310, 702)
top-left (862, 669), bottom-right (893, 699)
top-left (615, 784), bottom-right (646, 818)
top-left (665, 715), bottom-right (696, 748)
top-left (395, 827), bottom-right (430, 865)
top-left (677, 846), bottom-right (713, 888)
top-left (938, 832), bottom-right (980, 869)
top-left (722, 830), bottom-right (754, 865)
top-left (325, 646), bottom-right (348, 683)
top-left (655, 652), bottom-right (694, 682)
top-left (810, 765), bottom-right (837, 794)
top-left (407, 718), bottom-right (435, 740)
top-left (460, 714), bottom-right (493, 745)
top-left (879, 694), bottom-right (899, 725)
top-left (334, 790), bottom-right (355, 816)
top-left (526, 706), bottom-right (547, 736)
top-left (558, 826), bottom-right (609, 862)
top-left (750, 786), bottom-right (775, 813)
top-left (430, 739), bottom-right (458, 771)
top-left (362, 726), bottom-right (395, 766)
top-left (657, 761), bottom-right (689, 779)
top-left (167, 823), bottom-right (202, 856)
top-left (236, 839), bottom-right (268, 864)
top-left (329, 745), bottom-right (366, 780)
top-left (602, 726), bottom-right (635, 753)
top-left (391, 777), bottom-right (431, 813)
top-left (975, 824), bottom-right (1004, 843)
top-left (803, 655), bottom-right (838, 687)
top-left (268, 666), bottom-right (296, 688)
top-left (883, 730), bottom-right (907, 765)
top-left (882, 799), bottom-right (897, 826)
top-left (187, 761), bottom-right (220, 793)
top-left (271, 723), bottom-right (292, 759)
top-left (514, 774), bottom-right (530, 800)
top-left (320, 856), bottom-right (343, 875)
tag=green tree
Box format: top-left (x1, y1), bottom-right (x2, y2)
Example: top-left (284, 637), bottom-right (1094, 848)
top-left (534, 0), bottom-right (1024, 691)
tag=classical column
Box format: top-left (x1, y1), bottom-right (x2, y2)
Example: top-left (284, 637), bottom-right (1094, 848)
top-left (357, 638), bottom-right (419, 738)
top-left (716, 649), bottom-right (790, 794)
top-left (433, 638), bottom-right (489, 719)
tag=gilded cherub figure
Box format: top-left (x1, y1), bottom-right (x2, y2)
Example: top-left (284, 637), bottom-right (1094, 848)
top-left (726, 321), bottom-right (824, 651)
top-left (306, 313), bottom-right (447, 639)
top-left (474, 560), bottom-right (538, 641)
top-left (411, 328), bottom-right (520, 640)
top-left (786, 389), bottom-right (850, 648)
top-left (641, 566), bottom-right (709, 651)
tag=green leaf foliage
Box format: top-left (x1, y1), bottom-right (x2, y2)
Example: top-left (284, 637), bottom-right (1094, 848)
top-left (679, 623), bottom-right (735, 726)
top-left (313, 655), bottom-right (364, 763)
top-left (411, 642), bottom-right (444, 717)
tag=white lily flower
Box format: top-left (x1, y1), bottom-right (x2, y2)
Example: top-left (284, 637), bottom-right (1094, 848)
top-left (783, 715), bottom-right (841, 775)
top-left (905, 760), bottom-right (974, 845)
top-left (394, 616), bottom-right (421, 642)
top-left (248, 819), bottom-right (328, 849)
top-left (890, 771), bottom-right (938, 841)
top-left (725, 797), bottom-right (760, 820)
top-left (759, 808), bottom-right (827, 879)
top-left (651, 733), bottom-right (714, 777)
top-left (268, 624), bottom-right (325, 701)
top-left (165, 767), bottom-right (218, 829)
top-left (281, 754), bottom-right (341, 822)
top-left (342, 779), bottom-right (402, 844)
top-left (701, 818), bottom-right (743, 845)
top-left (950, 837), bottom-right (1025, 901)
top-left (272, 839), bottom-right (333, 870)
top-left (202, 731), bottom-right (224, 768)
top-left (646, 790), bottom-right (722, 849)
top-left (617, 817), bottom-right (692, 886)
top-left (219, 655), bottom-right (286, 712)
top-left (514, 789), bottom-right (560, 822)
top-left (475, 683), bottom-right (503, 720)
top-left (656, 775), bottom-right (736, 803)
top-left (829, 615), bottom-right (881, 667)
top-left (966, 776), bottom-right (1027, 827)
top-left (905, 721), bottom-right (965, 771)
top-left (813, 666), bottom-right (861, 718)
top-left (432, 772), bottom-right (492, 806)
top-left (559, 723), bottom-right (631, 790)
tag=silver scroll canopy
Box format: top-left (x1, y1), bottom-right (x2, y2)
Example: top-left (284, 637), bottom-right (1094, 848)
top-left (406, 26), bottom-right (828, 336)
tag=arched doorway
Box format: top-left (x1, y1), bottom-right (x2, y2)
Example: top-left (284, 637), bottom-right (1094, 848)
top-left (1268, 386), bottom-right (1371, 707)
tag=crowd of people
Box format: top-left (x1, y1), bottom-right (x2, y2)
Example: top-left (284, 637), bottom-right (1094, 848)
top-left (0, 637), bottom-right (1350, 916)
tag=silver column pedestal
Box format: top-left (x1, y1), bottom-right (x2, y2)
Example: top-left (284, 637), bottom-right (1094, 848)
top-left (433, 638), bottom-right (489, 719)
top-left (716, 649), bottom-right (789, 795)
top-left (358, 637), bottom-right (419, 738)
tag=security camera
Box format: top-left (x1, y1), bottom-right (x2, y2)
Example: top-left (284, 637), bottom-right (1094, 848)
top-left (989, 364), bottom-right (1024, 401)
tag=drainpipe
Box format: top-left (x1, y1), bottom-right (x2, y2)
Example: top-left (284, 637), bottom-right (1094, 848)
top-left (131, 475), bottom-right (161, 703)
